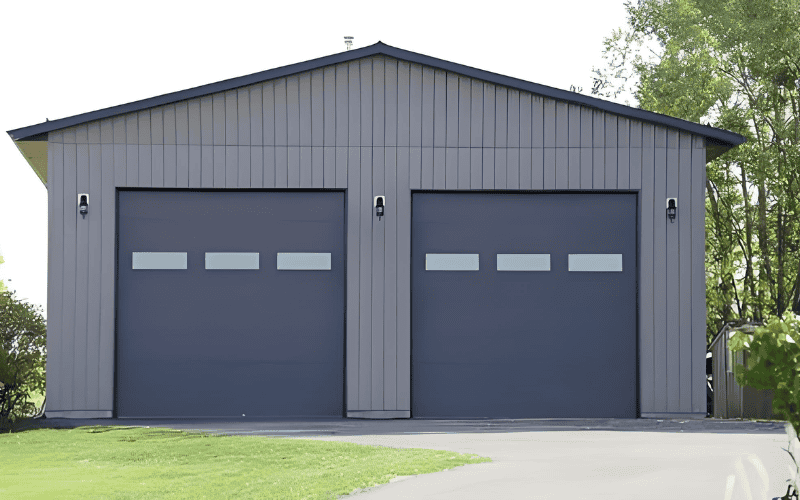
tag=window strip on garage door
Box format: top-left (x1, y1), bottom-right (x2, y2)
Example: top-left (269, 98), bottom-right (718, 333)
top-left (205, 252), bottom-right (260, 270)
top-left (497, 254), bottom-right (551, 271)
top-left (425, 254), bottom-right (480, 271)
top-left (568, 254), bottom-right (623, 272)
top-left (132, 252), bottom-right (188, 270)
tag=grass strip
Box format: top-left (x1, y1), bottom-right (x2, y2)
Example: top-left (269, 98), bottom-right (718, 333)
top-left (0, 426), bottom-right (489, 499)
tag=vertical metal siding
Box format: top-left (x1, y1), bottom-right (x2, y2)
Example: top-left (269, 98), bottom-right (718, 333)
top-left (520, 147), bottom-right (532, 189)
top-left (508, 148), bottom-right (520, 190)
top-left (175, 103), bottom-right (189, 188)
top-left (691, 136), bottom-right (707, 413)
top-left (653, 127), bottom-right (668, 412)
top-left (87, 143), bottom-right (102, 410)
top-left (188, 99), bottom-right (201, 188)
top-left (385, 60), bottom-right (398, 147)
top-left (396, 146), bottom-right (411, 410)
top-left (346, 144), bottom-right (361, 411)
top-left (63, 142), bottom-right (77, 410)
top-left (640, 124), bottom-right (656, 414)
top-left (46, 56), bottom-right (708, 417)
top-left (371, 147), bottom-right (385, 409)
top-left (666, 131), bottom-right (680, 412)
top-left (679, 133), bottom-right (693, 412)
top-left (373, 59), bottom-right (385, 147)
top-left (238, 89), bottom-right (252, 188)
top-left (75, 143), bottom-right (89, 411)
top-left (99, 141), bottom-right (115, 410)
top-left (358, 147), bottom-right (372, 409)
top-left (151, 109), bottom-right (164, 188)
top-left (397, 62), bottom-right (410, 148)
top-left (47, 138), bottom-right (63, 410)
top-left (384, 147), bottom-right (398, 409)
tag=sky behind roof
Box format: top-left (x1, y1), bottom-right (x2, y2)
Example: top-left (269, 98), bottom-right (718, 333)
top-left (0, 0), bottom-right (632, 314)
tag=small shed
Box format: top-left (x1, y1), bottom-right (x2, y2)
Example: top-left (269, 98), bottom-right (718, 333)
top-left (709, 322), bottom-right (776, 419)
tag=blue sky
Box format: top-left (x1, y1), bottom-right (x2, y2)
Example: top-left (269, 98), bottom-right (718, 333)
top-left (0, 0), bottom-right (632, 315)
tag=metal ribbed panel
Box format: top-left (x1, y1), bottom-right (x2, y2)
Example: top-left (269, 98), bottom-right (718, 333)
top-left (46, 56), bottom-right (707, 418)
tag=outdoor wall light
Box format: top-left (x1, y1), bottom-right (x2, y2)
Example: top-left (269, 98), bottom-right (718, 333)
top-left (375, 195), bottom-right (385, 221)
top-left (78, 194), bottom-right (89, 219)
top-left (666, 198), bottom-right (677, 223)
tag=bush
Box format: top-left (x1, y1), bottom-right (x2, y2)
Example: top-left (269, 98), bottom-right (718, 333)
top-left (729, 317), bottom-right (800, 432)
top-left (730, 317), bottom-right (800, 495)
top-left (0, 290), bottom-right (46, 432)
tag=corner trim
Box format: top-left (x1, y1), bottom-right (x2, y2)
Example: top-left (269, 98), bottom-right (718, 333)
top-left (45, 410), bottom-right (113, 419)
top-left (641, 412), bottom-right (706, 420)
top-left (347, 410), bottom-right (411, 419)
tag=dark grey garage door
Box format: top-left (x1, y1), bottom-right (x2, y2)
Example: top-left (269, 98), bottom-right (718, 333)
top-left (117, 191), bottom-right (345, 417)
top-left (412, 193), bottom-right (637, 418)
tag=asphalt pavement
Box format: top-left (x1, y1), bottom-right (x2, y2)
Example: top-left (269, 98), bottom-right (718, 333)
top-left (32, 417), bottom-right (797, 499)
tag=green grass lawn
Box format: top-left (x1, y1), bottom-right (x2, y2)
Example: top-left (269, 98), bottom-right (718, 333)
top-left (0, 426), bottom-right (489, 499)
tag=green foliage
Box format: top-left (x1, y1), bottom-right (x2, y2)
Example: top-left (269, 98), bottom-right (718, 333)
top-left (729, 317), bottom-right (800, 491)
top-left (0, 426), bottom-right (490, 499)
top-left (595, 0), bottom-right (800, 342)
top-left (729, 317), bottom-right (800, 427)
top-left (0, 255), bottom-right (6, 293)
top-left (0, 290), bottom-right (46, 433)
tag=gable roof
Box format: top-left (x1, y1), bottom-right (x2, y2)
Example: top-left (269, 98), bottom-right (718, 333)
top-left (8, 41), bottom-right (744, 161)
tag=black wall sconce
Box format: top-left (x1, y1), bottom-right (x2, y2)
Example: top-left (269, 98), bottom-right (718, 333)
top-left (666, 198), bottom-right (677, 223)
top-left (374, 195), bottom-right (385, 221)
top-left (78, 194), bottom-right (89, 219)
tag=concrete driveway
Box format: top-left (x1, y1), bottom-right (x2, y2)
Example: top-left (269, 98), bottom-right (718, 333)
top-left (40, 418), bottom-right (797, 499)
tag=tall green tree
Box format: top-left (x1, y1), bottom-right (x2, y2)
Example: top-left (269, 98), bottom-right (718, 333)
top-left (594, 0), bottom-right (800, 341)
top-left (0, 255), bottom-right (6, 293)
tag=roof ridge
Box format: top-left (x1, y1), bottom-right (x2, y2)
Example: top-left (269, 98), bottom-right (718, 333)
top-left (7, 41), bottom-right (745, 159)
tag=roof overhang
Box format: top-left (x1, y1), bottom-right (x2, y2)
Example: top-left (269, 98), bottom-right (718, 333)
top-left (13, 136), bottom-right (48, 185)
top-left (7, 41), bottom-right (745, 184)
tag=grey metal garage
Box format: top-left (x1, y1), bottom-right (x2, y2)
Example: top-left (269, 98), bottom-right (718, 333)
top-left (7, 42), bottom-right (745, 419)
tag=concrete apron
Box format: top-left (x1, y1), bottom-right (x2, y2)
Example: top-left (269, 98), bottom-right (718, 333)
top-left (38, 418), bottom-right (796, 499)
top-left (307, 429), bottom-right (797, 500)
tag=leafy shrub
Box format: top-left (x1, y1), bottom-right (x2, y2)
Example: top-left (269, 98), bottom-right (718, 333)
top-left (729, 317), bottom-right (800, 432)
top-left (0, 290), bottom-right (46, 432)
top-left (730, 317), bottom-right (800, 495)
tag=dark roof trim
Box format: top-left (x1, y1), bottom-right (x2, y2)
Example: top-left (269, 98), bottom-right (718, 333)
top-left (7, 42), bottom-right (745, 154)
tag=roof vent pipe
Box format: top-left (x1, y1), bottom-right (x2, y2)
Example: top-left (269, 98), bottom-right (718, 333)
top-left (344, 36), bottom-right (353, 50)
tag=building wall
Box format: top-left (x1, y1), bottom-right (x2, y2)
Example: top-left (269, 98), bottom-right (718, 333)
top-left (45, 55), bottom-right (707, 418)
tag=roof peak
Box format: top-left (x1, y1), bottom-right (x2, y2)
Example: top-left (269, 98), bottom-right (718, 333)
top-left (7, 41), bottom-right (744, 159)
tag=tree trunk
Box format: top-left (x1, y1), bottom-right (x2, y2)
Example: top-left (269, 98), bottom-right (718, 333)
top-left (777, 205), bottom-right (785, 316)
top-left (793, 258), bottom-right (800, 315)
top-left (740, 165), bottom-right (756, 319)
top-left (706, 179), bottom-right (734, 328)
top-left (756, 182), bottom-right (775, 317)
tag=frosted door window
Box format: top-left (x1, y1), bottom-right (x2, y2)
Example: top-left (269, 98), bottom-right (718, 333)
top-left (425, 254), bottom-right (480, 271)
top-left (205, 252), bottom-right (260, 270)
top-left (277, 253), bottom-right (332, 270)
top-left (497, 254), bottom-right (550, 271)
top-left (132, 252), bottom-right (187, 270)
top-left (568, 254), bottom-right (623, 272)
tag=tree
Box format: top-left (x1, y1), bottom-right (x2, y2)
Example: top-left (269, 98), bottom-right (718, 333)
top-left (594, 0), bottom-right (800, 341)
top-left (0, 290), bottom-right (46, 432)
top-left (0, 255), bottom-right (7, 293)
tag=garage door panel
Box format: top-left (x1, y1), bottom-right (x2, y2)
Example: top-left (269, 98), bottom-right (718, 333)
top-left (117, 191), bottom-right (344, 417)
top-left (412, 192), bottom-right (637, 418)
top-left (121, 360), bottom-right (343, 417)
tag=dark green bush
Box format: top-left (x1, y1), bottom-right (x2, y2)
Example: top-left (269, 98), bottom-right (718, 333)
top-left (0, 290), bottom-right (46, 432)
